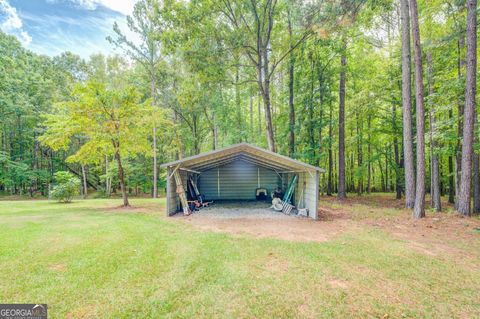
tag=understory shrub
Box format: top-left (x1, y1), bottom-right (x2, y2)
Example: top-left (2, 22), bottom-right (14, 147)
top-left (50, 171), bottom-right (80, 203)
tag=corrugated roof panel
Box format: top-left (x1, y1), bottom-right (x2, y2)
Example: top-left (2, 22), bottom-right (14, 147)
top-left (160, 143), bottom-right (324, 173)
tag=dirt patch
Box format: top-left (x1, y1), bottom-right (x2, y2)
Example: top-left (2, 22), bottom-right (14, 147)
top-left (179, 209), bottom-right (357, 243)
top-left (317, 207), bottom-right (352, 221)
top-left (48, 263), bottom-right (67, 272)
top-left (328, 279), bottom-right (349, 289)
top-left (264, 253), bottom-right (290, 272)
top-left (66, 304), bottom-right (97, 319)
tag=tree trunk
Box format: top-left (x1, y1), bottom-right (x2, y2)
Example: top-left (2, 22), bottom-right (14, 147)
top-left (105, 155), bottom-right (111, 196)
top-left (192, 114), bottom-right (200, 155)
top-left (151, 77), bottom-right (158, 199)
top-left (249, 93), bottom-right (254, 143)
top-left (338, 40), bottom-right (347, 199)
top-left (379, 158), bottom-right (385, 192)
top-left (473, 113), bottom-right (480, 213)
top-left (308, 56), bottom-right (316, 161)
top-left (367, 113), bottom-right (372, 194)
top-left (448, 104), bottom-right (455, 203)
top-left (401, 0), bottom-right (415, 208)
top-left (385, 151), bottom-right (389, 192)
top-left (429, 142), bottom-right (434, 207)
top-left (327, 100), bottom-right (333, 196)
top-left (393, 104), bottom-right (402, 200)
top-left (308, 56), bottom-right (315, 163)
top-left (235, 61), bottom-right (243, 143)
top-left (257, 93), bottom-right (262, 138)
top-left (152, 126), bottom-right (158, 198)
top-left (262, 88), bottom-right (275, 152)
top-left (334, 151), bottom-right (337, 192)
top-left (372, 165), bottom-right (376, 192)
top-left (212, 112), bottom-right (218, 150)
top-left (448, 153), bottom-right (455, 203)
top-left (356, 111), bottom-right (363, 195)
top-left (351, 150), bottom-right (355, 192)
top-left (318, 75), bottom-right (325, 167)
top-left (410, 0), bottom-right (426, 218)
top-left (114, 146), bottom-right (129, 207)
top-left (259, 48), bottom-right (276, 152)
top-left (456, 37), bottom-right (465, 209)
top-left (457, 0), bottom-right (477, 216)
top-left (288, 15), bottom-right (295, 157)
top-left (173, 109), bottom-right (181, 160)
top-left (427, 52), bottom-right (441, 212)
top-left (81, 164), bottom-right (87, 199)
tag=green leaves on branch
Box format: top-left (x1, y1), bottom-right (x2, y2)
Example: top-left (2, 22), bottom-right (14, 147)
top-left (39, 80), bottom-right (171, 165)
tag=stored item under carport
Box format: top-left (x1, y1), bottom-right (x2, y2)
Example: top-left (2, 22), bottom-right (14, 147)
top-left (173, 169), bottom-right (190, 216)
top-left (187, 176), bottom-right (213, 209)
top-left (281, 175), bottom-right (297, 214)
top-left (271, 197), bottom-right (283, 211)
top-left (283, 175), bottom-right (298, 204)
top-left (256, 188), bottom-right (268, 200)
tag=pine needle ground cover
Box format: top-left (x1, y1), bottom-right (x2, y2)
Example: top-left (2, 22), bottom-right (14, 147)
top-left (0, 197), bottom-right (479, 318)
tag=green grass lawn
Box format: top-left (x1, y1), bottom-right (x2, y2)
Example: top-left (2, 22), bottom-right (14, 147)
top-left (1, 198), bottom-right (479, 318)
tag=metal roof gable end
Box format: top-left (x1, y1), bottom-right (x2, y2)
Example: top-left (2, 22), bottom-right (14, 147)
top-left (160, 143), bottom-right (325, 173)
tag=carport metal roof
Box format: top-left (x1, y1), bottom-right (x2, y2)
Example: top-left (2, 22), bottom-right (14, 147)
top-left (160, 143), bottom-right (325, 173)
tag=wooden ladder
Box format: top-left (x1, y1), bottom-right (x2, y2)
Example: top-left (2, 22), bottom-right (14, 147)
top-left (173, 170), bottom-right (190, 216)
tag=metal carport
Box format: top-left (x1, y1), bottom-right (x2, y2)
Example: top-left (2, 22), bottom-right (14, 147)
top-left (160, 143), bottom-right (325, 219)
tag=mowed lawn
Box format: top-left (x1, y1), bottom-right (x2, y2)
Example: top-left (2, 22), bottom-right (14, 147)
top-left (1, 198), bottom-right (479, 318)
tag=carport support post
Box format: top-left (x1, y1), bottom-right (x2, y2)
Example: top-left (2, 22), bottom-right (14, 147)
top-left (312, 170), bottom-right (319, 220)
top-left (166, 167), bottom-right (171, 216)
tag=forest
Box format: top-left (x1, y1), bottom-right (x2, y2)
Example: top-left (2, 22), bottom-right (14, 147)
top-left (0, 0), bottom-right (478, 217)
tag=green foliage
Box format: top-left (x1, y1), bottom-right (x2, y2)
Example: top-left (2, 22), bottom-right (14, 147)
top-left (0, 31), bottom-right (87, 196)
top-left (39, 77), bottom-right (157, 164)
top-left (49, 171), bottom-right (80, 203)
top-left (0, 0), bottom-right (478, 198)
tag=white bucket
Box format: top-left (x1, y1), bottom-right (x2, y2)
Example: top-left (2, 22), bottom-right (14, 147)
top-left (271, 198), bottom-right (283, 211)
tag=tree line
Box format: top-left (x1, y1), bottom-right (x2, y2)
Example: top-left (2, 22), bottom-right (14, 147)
top-left (0, 0), bottom-right (478, 216)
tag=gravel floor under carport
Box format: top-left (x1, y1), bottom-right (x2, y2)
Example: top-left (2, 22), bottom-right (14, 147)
top-left (179, 200), bottom-right (295, 219)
